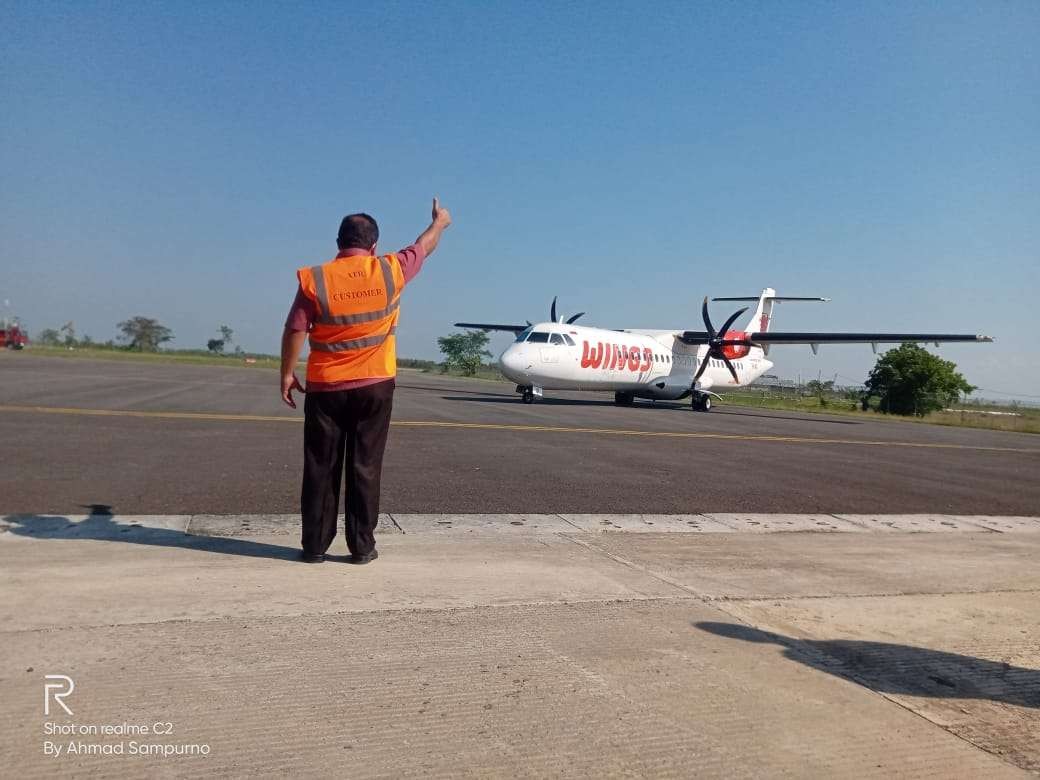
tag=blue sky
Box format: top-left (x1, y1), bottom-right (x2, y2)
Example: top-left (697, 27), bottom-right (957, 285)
top-left (2, 1), bottom-right (1037, 398)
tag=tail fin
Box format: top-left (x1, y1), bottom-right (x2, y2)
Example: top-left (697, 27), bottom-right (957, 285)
top-left (712, 289), bottom-right (830, 335)
top-left (749, 288), bottom-right (777, 334)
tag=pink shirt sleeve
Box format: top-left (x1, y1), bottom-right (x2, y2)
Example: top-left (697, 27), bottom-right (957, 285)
top-left (285, 285), bottom-right (317, 332)
top-left (395, 242), bottom-right (427, 285)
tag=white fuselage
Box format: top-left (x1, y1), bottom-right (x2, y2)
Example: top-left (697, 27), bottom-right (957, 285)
top-left (498, 323), bottom-right (773, 400)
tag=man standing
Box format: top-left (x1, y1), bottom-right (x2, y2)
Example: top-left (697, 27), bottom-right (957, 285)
top-left (280, 199), bottom-right (451, 563)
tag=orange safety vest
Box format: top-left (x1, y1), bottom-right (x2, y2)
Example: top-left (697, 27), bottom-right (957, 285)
top-left (296, 253), bottom-right (405, 384)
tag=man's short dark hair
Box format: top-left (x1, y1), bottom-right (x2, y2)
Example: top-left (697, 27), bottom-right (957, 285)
top-left (337, 213), bottom-right (379, 250)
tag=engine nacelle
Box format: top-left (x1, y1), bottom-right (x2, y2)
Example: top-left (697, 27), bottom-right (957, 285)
top-left (636, 379), bottom-right (693, 401)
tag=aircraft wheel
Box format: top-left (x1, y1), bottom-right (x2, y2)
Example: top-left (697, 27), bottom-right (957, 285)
top-left (522, 389), bottom-right (535, 404)
top-left (614, 392), bottom-right (634, 407)
top-left (702, 395), bottom-right (712, 412)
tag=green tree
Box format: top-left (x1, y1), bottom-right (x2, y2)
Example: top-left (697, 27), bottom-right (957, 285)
top-left (60, 321), bottom-right (76, 347)
top-left (864, 343), bottom-right (975, 416)
top-left (37, 328), bottom-right (61, 346)
top-left (208, 324), bottom-right (235, 354)
top-left (118, 316), bottom-right (174, 351)
top-left (805, 379), bottom-right (834, 396)
top-left (805, 379), bottom-right (835, 406)
top-left (437, 330), bottom-right (493, 376)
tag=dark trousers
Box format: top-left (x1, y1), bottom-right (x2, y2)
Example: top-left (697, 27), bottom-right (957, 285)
top-left (301, 379), bottom-right (394, 556)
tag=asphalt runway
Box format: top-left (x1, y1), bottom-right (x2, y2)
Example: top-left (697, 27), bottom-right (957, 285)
top-left (2, 353), bottom-right (1038, 515)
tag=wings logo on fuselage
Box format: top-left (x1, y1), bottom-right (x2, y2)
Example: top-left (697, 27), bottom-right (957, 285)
top-left (581, 341), bottom-right (654, 372)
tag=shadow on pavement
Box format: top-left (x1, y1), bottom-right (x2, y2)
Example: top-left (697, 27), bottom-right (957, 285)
top-left (441, 395), bottom-right (685, 409)
top-left (696, 621), bottom-right (1040, 709)
top-left (3, 504), bottom-right (301, 562)
top-left (441, 395), bottom-right (863, 424)
top-left (710, 408), bottom-right (862, 425)
top-left (397, 383), bottom-right (514, 397)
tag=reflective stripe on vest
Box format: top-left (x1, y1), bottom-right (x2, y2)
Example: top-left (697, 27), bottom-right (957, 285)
top-left (309, 326), bottom-right (397, 353)
top-left (308, 256), bottom-right (398, 326)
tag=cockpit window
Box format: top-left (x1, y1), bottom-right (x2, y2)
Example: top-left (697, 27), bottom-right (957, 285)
top-left (562, 334), bottom-right (576, 346)
top-left (527, 331), bottom-right (550, 343)
top-left (549, 333), bottom-right (566, 345)
top-left (514, 326), bottom-right (533, 343)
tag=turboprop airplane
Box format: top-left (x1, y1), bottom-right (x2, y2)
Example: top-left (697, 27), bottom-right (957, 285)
top-left (455, 288), bottom-right (993, 410)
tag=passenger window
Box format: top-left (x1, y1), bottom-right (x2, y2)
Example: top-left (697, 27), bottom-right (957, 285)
top-left (527, 332), bottom-right (549, 343)
top-left (550, 333), bottom-right (565, 345)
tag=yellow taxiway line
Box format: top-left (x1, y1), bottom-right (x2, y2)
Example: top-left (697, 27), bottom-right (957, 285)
top-left (1, 403), bottom-right (1036, 454)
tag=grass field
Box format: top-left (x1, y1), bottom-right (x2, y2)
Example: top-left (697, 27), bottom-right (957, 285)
top-left (721, 392), bottom-right (1040, 434)
top-left (9, 347), bottom-right (1036, 434)
top-left (19, 345), bottom-right (284, 369)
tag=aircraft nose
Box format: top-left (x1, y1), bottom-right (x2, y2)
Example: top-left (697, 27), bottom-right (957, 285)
top-left (499, 346), bottom-right (528, 380)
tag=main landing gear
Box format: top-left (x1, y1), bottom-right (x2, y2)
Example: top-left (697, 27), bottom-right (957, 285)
top-left (691, 392), bottom-right (712, 412)
top-left (613, 392), bottom-right (635, 407)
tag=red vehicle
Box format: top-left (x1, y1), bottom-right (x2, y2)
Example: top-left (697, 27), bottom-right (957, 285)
top-left (0, 320), bottom-right (28, 349)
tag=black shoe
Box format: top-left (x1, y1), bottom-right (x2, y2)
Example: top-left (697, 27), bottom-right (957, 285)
top-left (300, 551), bottom-right (325, 563)
top-left (347, 550), bottom-right (379, 565)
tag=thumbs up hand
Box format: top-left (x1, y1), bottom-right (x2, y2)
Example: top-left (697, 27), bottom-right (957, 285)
top-left (432, 197), bottom-right (452, 228)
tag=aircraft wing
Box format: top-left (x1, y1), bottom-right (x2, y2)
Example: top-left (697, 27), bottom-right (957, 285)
top-left (454, 322), bottom-right (529, 333)
top-left (679, 331), bottom-right (993, 351)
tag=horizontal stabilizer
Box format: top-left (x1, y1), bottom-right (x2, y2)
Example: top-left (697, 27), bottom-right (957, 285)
top-left (712, 296), bottom-right (830, 302)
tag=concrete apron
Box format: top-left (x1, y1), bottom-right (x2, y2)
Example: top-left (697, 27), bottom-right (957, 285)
top-left (3, 512), bottom-right (1038, 537)
top-left (1, 514), bottom-right (1038, 777)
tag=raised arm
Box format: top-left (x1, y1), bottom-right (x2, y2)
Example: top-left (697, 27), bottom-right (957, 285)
top-left (416, 197), bottom-right (452, 256)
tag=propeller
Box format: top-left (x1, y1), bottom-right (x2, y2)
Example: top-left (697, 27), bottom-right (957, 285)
top-left (691, 297), bottom-right (755, 385)
top-left (456, 297), bottom-right (586, 334)
top-left (549, 296), bottom-right (585, 324)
